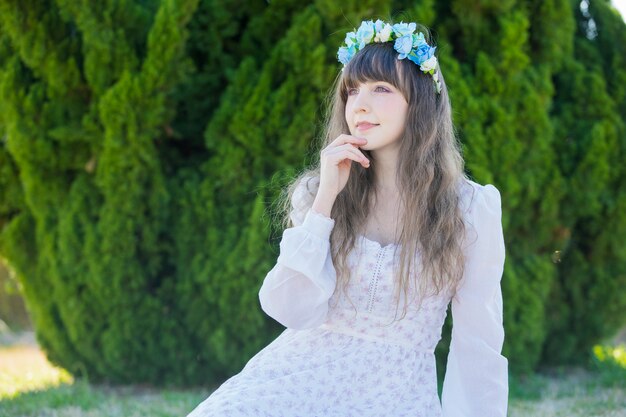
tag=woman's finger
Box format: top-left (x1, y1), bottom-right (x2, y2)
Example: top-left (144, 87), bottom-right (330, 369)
top-left (325, 143), bottom-right (370, 164)
top-left (324, 146), bottom-right (370, 167)
top-left (327, 134), bottom-right (368, 149)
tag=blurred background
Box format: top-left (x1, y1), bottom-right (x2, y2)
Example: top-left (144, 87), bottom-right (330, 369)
top-left (1, 0), bottom-right (625, 416)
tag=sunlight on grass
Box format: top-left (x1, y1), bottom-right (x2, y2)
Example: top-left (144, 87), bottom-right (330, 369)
top-left (0, 337), bottom-right (212, 416)
top-left (590, 343), bottom-right (626, 392)
top-left (0, 344), bottom-right (74, 399)
top-left (593, 344), bottom-right (626, 367)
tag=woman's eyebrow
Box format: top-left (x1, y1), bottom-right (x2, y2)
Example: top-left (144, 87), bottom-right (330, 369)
top-left (347, 80), bottom-right (394, 89)
top-left (360, 81), bottom-right (392, 87)
top-left (371, 81), bottom-right (394, 87)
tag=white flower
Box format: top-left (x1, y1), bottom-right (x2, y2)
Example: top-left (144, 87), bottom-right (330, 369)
top-left (374, 24), bottom-right (393, 42)
top-left (419, 56), bottom-right (438, 72)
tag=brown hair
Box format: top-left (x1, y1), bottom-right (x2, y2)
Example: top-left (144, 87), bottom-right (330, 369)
top-left (275, 27), bottom-right (470, 321)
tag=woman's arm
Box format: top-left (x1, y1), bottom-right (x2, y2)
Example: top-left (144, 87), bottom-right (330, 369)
top-left (441, 183), bottom-right (508, 417)
top-left (258, 178), bottom-right (337, 330)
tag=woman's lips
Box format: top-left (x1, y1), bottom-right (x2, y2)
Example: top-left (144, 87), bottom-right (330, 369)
top-left (356, 123), bottom-right (379, 131)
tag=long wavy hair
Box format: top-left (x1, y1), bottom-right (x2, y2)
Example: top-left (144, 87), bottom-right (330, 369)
top-left (275, 27), bottom-right (470, 321)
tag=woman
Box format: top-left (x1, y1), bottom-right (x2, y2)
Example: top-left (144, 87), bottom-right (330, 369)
top-left (187, 19), bottom-right (508, 417)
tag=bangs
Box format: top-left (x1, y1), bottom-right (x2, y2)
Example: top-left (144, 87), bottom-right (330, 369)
top-left (339, 42), bottom-right (410, 101)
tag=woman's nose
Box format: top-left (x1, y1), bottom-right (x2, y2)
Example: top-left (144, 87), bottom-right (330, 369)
top-left (352, 90), bottom-right (370, 112)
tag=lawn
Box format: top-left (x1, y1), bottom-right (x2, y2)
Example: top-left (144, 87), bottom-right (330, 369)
top-left (0, 331), bottom-right (624, 417)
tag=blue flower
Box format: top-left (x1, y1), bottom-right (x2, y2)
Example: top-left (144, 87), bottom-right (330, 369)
top-left (337, 45), bottom-right (356, 65)
top-left (406, 52), bottom-right (421, 66)
top-left (411, 32), bottom-right (426, 48)
top-left (392, 22), bottom-right (416, 37)
top-left (394, 35), bottom-right (413, 59)
top-left (413, 43), bottom-right (436, 64)
top-left (374, 19), bottom-right (385, 33)
top-left (344, 31), bottom-right (357, 48)
top-left (355, 20), bottom-right (375, 48)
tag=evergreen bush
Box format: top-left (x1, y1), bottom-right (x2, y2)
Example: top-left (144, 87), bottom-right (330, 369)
top-left (0, 0), bottom-right (623, 385)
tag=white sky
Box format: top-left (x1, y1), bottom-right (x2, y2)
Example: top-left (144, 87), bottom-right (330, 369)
top-left (612, 0), bottom-right (626, 22)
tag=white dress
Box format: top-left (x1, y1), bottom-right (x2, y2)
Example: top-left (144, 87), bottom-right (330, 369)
top-left (187, 178), bottom-right (508, 417)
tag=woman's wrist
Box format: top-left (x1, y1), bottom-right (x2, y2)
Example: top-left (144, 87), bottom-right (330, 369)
top-left (311, 190), bottom-right (336, 218)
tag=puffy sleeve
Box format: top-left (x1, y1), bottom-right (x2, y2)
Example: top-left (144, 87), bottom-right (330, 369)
top-left (258, 178), bottom-right (337, 330)
top-left (441, 183), bottom-right (509, 417)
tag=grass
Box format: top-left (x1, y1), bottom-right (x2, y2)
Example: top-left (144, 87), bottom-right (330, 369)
top-left (0, 331), bottom-right (213, 417)
top-left (0, 331), bottom-right (624, 417)
top-left (507, 343), bottom-right (626, 416)
top-left (0, 380), bottom-right (212, 417)
top-left (508, 366), bottom-right (625, 416)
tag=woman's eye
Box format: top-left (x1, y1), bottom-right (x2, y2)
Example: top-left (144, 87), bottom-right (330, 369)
top-left (348, 86), bottom-right (389, 95)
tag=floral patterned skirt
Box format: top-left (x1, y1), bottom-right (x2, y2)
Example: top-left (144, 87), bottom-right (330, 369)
top-left (186, 326), bottom-right (442, 417)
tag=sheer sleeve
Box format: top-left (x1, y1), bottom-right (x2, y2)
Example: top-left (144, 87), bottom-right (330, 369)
top-left (258, 177), bottom-right (337, 330)
top-left (441, 183), bottom-right (509, 417)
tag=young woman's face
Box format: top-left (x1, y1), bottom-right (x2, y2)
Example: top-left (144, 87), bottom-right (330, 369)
top-left (344, 80), bottom-right (409, 152)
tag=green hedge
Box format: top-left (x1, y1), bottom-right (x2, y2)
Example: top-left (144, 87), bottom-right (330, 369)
top-left (0, 0), bottom-right (624, 386)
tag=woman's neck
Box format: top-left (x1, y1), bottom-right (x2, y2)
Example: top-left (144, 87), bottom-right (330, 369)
top-left (371, 147), bottom-right (400, 195)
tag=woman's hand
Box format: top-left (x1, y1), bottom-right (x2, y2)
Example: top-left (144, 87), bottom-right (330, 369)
top-left (312, 135), bottom-right (369, 217)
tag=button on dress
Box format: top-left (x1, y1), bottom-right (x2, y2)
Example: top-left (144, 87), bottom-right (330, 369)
top-left (186, 179), bottom-right (508, 417)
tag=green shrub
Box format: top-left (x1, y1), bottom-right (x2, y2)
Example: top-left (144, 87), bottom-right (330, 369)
top-left (0, 0), bottom-right (624, 386)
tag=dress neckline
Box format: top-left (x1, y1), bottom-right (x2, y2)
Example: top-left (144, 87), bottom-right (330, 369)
top-left (358, 235), bottom-right (400, 250)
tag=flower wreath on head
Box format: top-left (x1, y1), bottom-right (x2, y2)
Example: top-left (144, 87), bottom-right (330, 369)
top-left (337, 20), bottom-right (442, 95)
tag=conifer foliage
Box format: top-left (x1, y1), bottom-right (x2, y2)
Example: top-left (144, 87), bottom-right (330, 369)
top-left (0, 0), bottom-right (623, 385)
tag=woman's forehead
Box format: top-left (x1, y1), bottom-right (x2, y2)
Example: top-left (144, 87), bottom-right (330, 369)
top-left (341, 58), bottom-right (405, 88)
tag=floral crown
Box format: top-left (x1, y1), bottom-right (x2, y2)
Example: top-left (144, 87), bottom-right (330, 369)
top-left (337, 20), bottom-right (442, 94)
